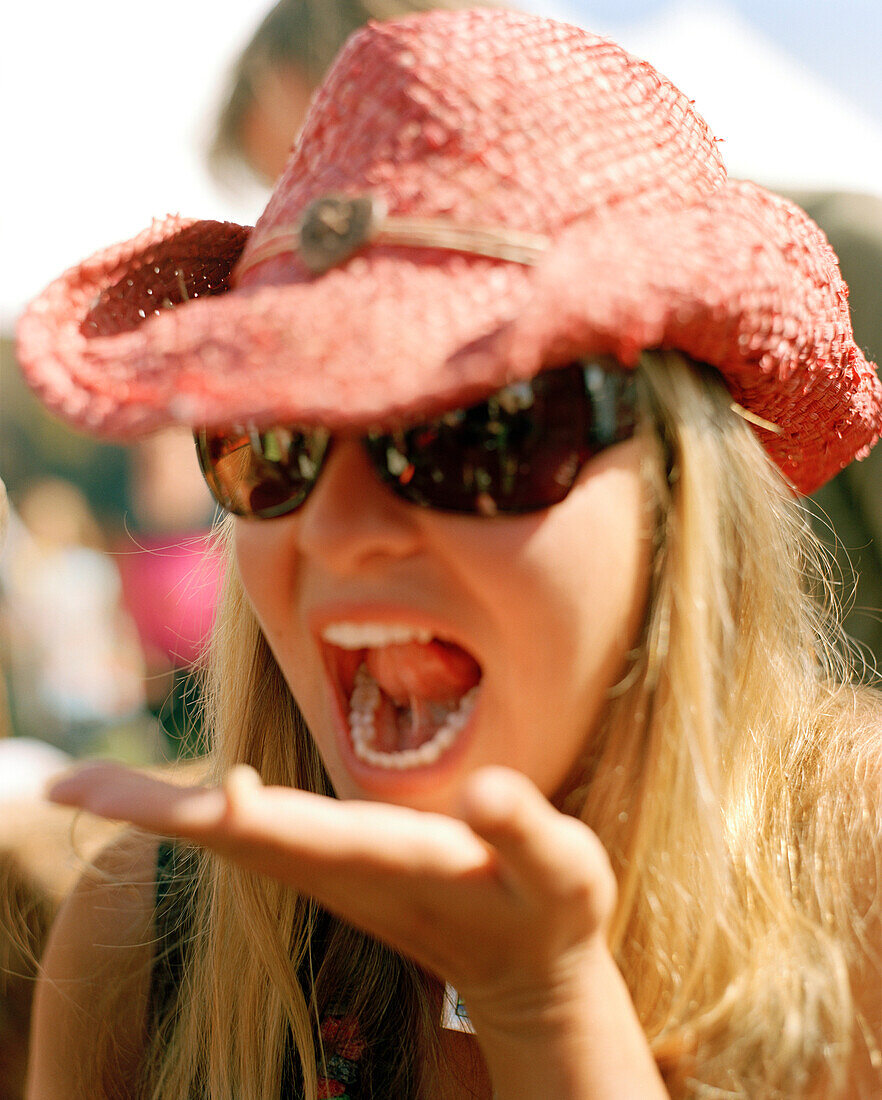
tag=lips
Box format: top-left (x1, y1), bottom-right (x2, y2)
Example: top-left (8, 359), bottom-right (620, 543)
top-left (319, 621), bottom-right (482, 771)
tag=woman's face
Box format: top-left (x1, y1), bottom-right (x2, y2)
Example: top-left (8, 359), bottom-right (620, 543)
top-left (234, 433), bottom-right (654, 815)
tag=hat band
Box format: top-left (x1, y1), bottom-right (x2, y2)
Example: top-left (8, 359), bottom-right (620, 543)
top-left (233, 193), bottom-right (551, 283)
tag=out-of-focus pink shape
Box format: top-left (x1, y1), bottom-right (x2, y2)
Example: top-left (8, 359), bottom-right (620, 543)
top-left (117, 532), bottom-right (222, 667)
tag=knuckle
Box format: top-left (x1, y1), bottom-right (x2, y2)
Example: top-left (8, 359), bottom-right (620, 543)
top-left (550, 820), bottom-right (617, 905)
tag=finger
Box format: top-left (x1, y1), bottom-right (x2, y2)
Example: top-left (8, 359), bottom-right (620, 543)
top-left (47, 762), bottom-right (229, 836)
top-left (48, 762), bottom-right (489, 883)
top-left (460, 767), bottom-right (613, 908)
top-left (226, 786), bottom-right (489, 879)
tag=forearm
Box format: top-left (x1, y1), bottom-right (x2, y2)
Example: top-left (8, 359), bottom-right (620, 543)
top-left (470, 943), bottom-right (669, 1100)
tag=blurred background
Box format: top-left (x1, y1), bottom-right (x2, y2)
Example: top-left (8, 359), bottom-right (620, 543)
top-left (0, 2), bottom-right (880, 1094)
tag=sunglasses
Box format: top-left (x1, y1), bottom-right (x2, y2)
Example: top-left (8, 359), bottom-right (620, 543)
top-left (195, 359), bottom-right (638, 520)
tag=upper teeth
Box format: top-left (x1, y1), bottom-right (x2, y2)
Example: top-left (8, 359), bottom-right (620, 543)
top-left (321, 622), bottom-right (434, 649)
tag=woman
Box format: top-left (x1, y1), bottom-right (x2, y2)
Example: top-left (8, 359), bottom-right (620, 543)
top-left (17, 10), bottom-right (882, 1098)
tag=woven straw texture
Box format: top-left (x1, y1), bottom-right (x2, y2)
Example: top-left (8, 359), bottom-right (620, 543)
top-left (16, 8), bottom-right (881, 493)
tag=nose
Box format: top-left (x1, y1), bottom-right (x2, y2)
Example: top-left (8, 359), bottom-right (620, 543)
top-left (294, 438), bottom-right (424, 574)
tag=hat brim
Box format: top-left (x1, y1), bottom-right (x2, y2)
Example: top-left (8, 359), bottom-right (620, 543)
top-left (17, 214), bottom-right (538, 437)
top-left (478, 179), bottom-right (882, 495)
top-left (16, 183), bottom-right (882, 495)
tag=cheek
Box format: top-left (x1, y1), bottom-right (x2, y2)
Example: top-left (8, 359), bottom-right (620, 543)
top-left (233, 520), bottom-right (297, 649)
top-left (533, 490), bottom-right (650, 702)
top-left (234, 520), bottom-right (329, 718)
top-left (465, 443), bottom-right (652, 750)
top-left (524, 464), bottom-right (653, 789)
top-left (467, 442), bottom-right (652, 664)
top-left (555, 474), bottom-right (652, 647)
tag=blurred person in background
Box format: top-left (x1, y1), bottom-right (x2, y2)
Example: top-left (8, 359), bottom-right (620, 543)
top-left (210, 0), bottom-right (505, 189)
top-left (0, 478), bottom-right (146, 756)
top-left (2, 281), bottom-right (223, 765)
top-left (0, 336), bottom-right (164, 765)
top-left (117, 430), bottom-right (221, 758)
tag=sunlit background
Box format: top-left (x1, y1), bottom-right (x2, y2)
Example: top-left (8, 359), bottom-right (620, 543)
top-left (3, 0), bottom-right (881, 327)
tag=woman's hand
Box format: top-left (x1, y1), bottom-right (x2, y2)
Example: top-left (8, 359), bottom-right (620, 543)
top-left (49, 763), bottom-right (612, 1016)
top-left (49, 762), bottom-right (668, 1098)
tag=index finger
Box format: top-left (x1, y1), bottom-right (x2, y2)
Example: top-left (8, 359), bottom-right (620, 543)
top-left (48, 761), bottom-right (230, 835)
top-left (48, 761), bottom-right (490, 879)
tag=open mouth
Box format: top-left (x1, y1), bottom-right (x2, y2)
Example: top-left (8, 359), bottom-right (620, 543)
top-left (320, 622), bottom-right (482, 770)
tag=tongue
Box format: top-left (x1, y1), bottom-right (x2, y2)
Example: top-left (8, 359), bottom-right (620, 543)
top-left (365, 640), bottom-right (480, 707)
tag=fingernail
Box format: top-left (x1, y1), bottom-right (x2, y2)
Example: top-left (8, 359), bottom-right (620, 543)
top-left (44, 767), bottom-right (82, 803)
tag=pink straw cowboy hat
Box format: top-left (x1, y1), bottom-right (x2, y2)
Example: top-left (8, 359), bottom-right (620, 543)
top-left (16, 8), bottom-right (881, 495)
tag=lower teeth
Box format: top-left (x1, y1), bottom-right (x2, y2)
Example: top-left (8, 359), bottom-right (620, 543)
top-left (348, 665), bottom-right (479, 769)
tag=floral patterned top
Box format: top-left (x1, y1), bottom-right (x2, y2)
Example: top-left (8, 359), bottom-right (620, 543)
top-left (316, 1015), bottom-right (365, 1098)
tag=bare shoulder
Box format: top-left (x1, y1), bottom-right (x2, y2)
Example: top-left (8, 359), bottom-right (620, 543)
top-left (26, 828), bottom-right (161, 1100)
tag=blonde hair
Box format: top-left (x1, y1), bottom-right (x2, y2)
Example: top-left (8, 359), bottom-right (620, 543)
top-left (141, 351), bottom-right (881, 1098)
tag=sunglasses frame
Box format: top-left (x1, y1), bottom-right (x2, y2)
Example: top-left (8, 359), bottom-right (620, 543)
top-left (195, 358), bottom-right (638, 521)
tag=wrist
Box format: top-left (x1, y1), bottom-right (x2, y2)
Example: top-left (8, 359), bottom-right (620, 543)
top-left (466, 941), bottom-right (669, 1100)
top-left (464, 936), bottom-right (611, 1043)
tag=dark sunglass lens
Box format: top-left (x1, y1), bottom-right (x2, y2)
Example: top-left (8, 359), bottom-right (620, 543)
top-left (196, 426), bottom-right (329, 518)
top-left (366, 361), bottom-right (636, 516)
